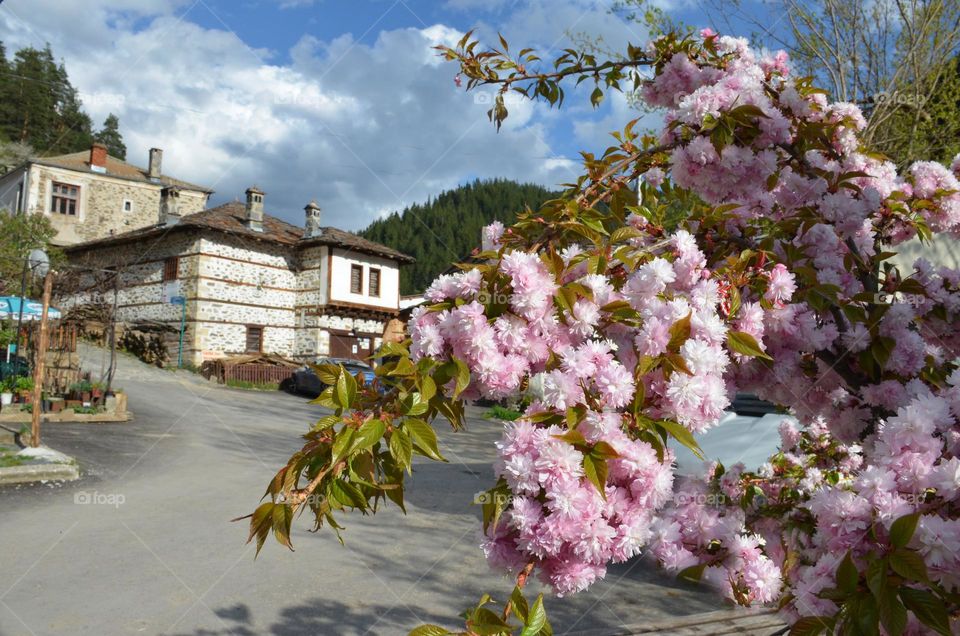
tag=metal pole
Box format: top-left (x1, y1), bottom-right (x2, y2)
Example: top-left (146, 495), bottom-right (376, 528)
top-left (177, 299), bottom-right (185, 368)
top-left (30, 272), bottom-right (52, 448)
top-left (14, 256), bottom-right (28, 362)
top-left (106, 270), bottom-right (120, 393)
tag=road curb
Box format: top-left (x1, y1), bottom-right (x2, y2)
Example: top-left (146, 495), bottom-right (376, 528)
top-left (0, 462), bottom-right (80, 485)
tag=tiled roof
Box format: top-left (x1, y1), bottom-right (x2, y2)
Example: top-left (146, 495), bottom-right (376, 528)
top-left (34, 151), bottom-right (214, 193)
top-left (64, 201), bottom-right (415, 263)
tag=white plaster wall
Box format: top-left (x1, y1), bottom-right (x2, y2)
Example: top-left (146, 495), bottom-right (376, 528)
top-left (328, 248), bottom-right (399, 309)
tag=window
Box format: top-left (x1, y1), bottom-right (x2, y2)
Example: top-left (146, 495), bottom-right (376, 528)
top-left (368, 268), bottom-right (381, 297)
top-left (122, 199), bottom-right (133, 213)
top-left (50, 182), bottom-right (79, 215)
top-left (350, 264), bottom-right (363, 294)
top-left (162, 256), bottom-right (179, 281)
top-left (245, 326), bottom-right (263, 353)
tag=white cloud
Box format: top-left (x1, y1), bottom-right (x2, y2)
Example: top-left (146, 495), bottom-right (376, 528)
top-left (0, 0), bottom-right (605, 234)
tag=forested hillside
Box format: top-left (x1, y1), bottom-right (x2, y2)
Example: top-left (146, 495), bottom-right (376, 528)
top-left (0, 41), bottom-right (126, 167)
top-left (360, 179), bottom-right (557, 294)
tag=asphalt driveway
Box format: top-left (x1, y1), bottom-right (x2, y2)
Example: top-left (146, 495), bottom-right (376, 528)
top-left (0, 348), bottom-right (725, 635)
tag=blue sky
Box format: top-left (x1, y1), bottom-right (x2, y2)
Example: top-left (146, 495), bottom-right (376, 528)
top-left (0, 0), bottom-right (776, 231)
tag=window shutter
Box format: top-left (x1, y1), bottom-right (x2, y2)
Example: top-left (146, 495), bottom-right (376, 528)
top-left (163, 257), bottom-right (179, 281)
top-left (369, 268), bottom-right (380, 296)
top-left (245, 326), bottom-right (263, 352)
top-left (350, 264), bottom-right (363, 294)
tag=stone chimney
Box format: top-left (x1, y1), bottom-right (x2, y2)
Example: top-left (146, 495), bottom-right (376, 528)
top-left (304, 200), bottom-right (322, 238)
top-left (245, 186), bottom-right (265, 232)
top-left (148, 148), bottom-right (163, 180)
top-left (90, 143), bottom-right (107, 173)
top-left (160, 186), bottom-right (181, 225)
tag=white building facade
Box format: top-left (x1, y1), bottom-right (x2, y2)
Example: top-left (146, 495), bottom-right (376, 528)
top-left (63, 189), bottom-right (413, 366)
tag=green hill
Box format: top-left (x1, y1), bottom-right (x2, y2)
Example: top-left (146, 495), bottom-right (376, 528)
top-left (360, 179), bottom-right (557, 294)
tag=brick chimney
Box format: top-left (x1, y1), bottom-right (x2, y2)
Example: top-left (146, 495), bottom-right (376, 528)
top-left (90, 143), bottom-right (107, 173)
top-left (148, 148), bottom-right (163, 180)
top-left (245, 186), bottom-right (265, 232)
top-left (304, 200), bottom-right (322, 238)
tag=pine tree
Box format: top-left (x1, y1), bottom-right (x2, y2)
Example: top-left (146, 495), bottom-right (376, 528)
top-left (95, 113), bottom-right (126, 159)
top-left (359, 179), bottom-right (557, 294)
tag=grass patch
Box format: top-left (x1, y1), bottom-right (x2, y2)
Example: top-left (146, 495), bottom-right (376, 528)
top-left (225, 379), bottom-right (280, 391)
top-left (0, 444), bottom-right (23, 468)
top-left (483, 405), bottom-right (523, 421)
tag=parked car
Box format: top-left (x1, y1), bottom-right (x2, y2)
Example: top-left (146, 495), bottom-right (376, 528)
top-left (286, 357), bottom-right (376, 397)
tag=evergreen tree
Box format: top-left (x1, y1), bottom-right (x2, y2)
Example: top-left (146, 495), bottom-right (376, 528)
top-left (0, 42), bottom-right (94, 155)
top-left (95, 113), bottom-right (126, 159)
top-left (360, 179), bottom-right (557, 294)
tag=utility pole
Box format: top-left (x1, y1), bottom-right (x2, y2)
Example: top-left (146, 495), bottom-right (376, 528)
top-left (30, 272), bottom-right (52, 448)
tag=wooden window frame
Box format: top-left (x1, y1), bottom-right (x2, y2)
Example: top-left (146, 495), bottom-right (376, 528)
top-left (162, 256), bottom-right (179, 281)
top-left (245, 325), bottom-right (264, 353)
top-left (368, 268), bottom-right (381, 297)
top-left (350, 264), bottom-right (363, 295)
top-left (50, 181), bottom-right (80, 216)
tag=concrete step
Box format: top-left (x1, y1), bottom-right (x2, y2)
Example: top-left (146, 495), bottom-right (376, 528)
top-left (0, 462), bottom-right (79, 485)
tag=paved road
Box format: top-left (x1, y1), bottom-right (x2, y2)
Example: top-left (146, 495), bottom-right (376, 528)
top-left (0, 348), bottom-right (724, 635)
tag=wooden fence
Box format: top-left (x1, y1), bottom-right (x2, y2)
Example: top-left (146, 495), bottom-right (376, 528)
top-left (215, 362), bottom-right (297, 387)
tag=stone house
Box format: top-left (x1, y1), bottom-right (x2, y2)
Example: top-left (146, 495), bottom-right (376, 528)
top-left (0, 142), bottom-right (212, 245)
top-left (63, 188), bottom-right (414, 366)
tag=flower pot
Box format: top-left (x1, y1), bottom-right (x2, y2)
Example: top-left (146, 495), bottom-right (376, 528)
top-left (0, 392), bottom-right (12, 406)
top-left (81, 391), bottom-right (92, 402)
top-left (50, 399), bottom-right (64, 413)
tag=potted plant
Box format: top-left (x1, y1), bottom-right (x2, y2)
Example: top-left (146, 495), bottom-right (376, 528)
top-left (91, 381), bottom-right (105, 404)
top-left (78, 380), bottom-right (93, 404)
top-left (15, 377), bottom-right (34, 402)
top-left (49, 397), bottom-right (64, 413)
top-left (0, 377), bottom-right (14, 408)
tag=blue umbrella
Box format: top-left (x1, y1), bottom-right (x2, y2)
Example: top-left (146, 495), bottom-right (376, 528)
top-left (0, 297), bottom-right (62, 321)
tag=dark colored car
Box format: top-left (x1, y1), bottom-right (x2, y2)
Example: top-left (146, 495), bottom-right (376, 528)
top-left (286, 357), bottom-right (376, 397)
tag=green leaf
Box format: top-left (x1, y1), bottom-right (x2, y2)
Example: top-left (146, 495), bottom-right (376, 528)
top-left (590, 86), bottom-right (604, 107)
top-left (336, 367), bottom-right (357, 408)
top-left (889, 512), bottom-right (920, 549)
top-left (726, 330), bottom-right (772, 360)
top-left (330, 428), bottom-right (356, 465)
top-left (469, 607), bottom-right (511, 635)
top-left (408, 625), bottom-right (451, 636)
top-left (329, 478), bottom-right (366, 509)
top-left (453, 357), bottom-right (470, 398)
top-left (582, 453), bottom-right (608, 498)
top-left (419, 375), bottom-right (437, 402)
top-left (656, 419), bottom-right (704, 460)
top-left (878, 587), bottom-right (907, 636)
top-left (404, 418), bottom-right (446, 462)
top-left (353, 419), bottom-right (387, 452)
top-left (510, 586), bottom-right (529, 623)
top-left (889, 548), bottom-right (927, 583)
top-left (521, 594), bottom-right (547, 636)
top-left (389, 429), bottom-right (413, 471)
top-left (667, 312), bottom-right (692, 352)
top-left (402, 392), bottom-right (429, 416)
top-left (311, 363), bottom-right (340, 385)
top-left (677, 563), bottom-right (706, 583)
top-left (899, 587), bottom-right (951, 635)
top-left (836, 551), bottom-right (858, 594)
top-left (312, 414), bottom-right (341, 432)
top-left (788, 616), bottom-right (833, 636)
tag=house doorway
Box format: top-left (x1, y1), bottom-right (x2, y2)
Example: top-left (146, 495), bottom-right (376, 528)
top-left (328, 331), bottom-right (375, 361)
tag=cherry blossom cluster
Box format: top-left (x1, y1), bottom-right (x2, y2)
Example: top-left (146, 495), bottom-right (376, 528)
top-left (425, 26), bottom-right (960, 629)
top-left (482, 412), bottom-right (675, 596)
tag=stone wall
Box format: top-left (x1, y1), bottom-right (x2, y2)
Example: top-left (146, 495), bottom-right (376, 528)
top-left (66, 229), bottom-right (401, 367)
top-left (27, 164), bottom-right (208, 245)
top-left (193, 234), bottom-right (298, 361)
